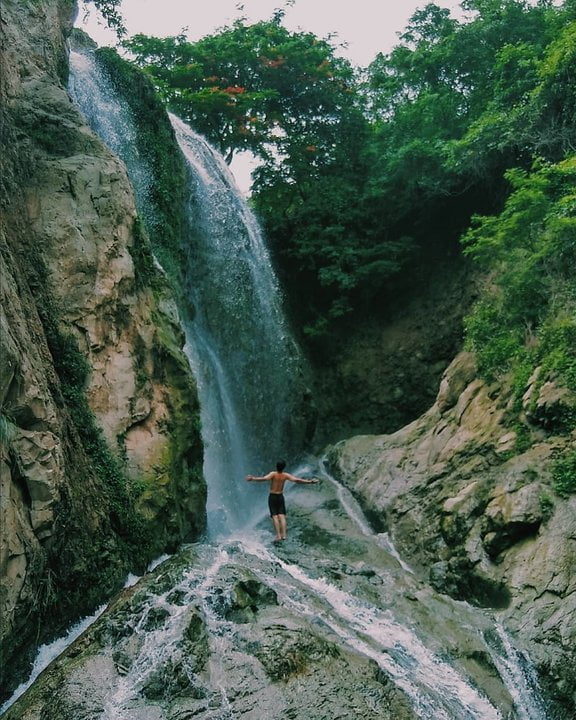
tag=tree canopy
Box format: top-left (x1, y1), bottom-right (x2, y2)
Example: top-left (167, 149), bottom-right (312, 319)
top-left (123, 15), bottom-right (357, 168)
top-left (116, 1), bottom-right (576, 342)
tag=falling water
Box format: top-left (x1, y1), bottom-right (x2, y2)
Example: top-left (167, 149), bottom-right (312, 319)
top-left (68, 50), bottom-right (311, 538)
top-left (68, 50), bottom-right (154, 227)
top-left (171, 115), bottom-right (309, 538)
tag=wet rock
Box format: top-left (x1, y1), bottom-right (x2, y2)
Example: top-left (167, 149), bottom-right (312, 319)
top-left (429, 557), bottom-right (511, 609)
top-left (143, 606), bottom-right (170, 631)
top-left (441, 479), bottom-right (490, 546)
top-left (481, 482), bottom-right (544, 558)
top-left (523, 369), bottom-right (576, 431)
top-left (253, 626), bottom-right (340, 681)
top-left (141, 658), bottom-right (206, 701)
top-left (224, 576), bottom-right (278, 624)
top-left (182, 607), bottom-right (209, 671)
top-left (166, 588), bottom-right (188, 606)
top-left (436, 352), bottom-right (478, 414)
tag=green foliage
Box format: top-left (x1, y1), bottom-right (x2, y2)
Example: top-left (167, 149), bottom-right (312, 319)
top-left (52, 336), bottom-right (150, 551)
top-left (538, 491), bottom-right (555, 520)
top-left (464, 299), bottom-right (524, 378)
top-left (129, 217), bottom-right (161, 291)
top-left (533, 21), bottom-right (576, 158)
top-left (463, 154), bottom-right (576, 443)
top-left (0, 414), bottom-right (17, 455)
top-left (539, 318), bottom-right (576, 392)
top-left (123, 16), bottom-right (357, 169)
top-left (120, 1), bottom-right (576, 343)
top-left (552, 449), bottom-right (576, 496)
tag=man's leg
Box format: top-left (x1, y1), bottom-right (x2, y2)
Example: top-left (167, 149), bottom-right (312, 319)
top-left (271, 514), bottom-right (282, 540)
top-left (278, 514), bottom-right (287, 540)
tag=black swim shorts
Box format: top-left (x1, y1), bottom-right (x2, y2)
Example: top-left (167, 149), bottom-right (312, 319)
top-left (268, 493), bottom-right (286, 516)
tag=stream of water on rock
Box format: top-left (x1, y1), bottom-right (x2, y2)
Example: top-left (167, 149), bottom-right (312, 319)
top-left (3, 49), bottom-right (552, 719)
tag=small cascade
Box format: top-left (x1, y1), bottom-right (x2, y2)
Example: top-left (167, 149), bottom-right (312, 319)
top-left (239, 538), bottom-right (501, 720)
top-left (0, 603), bottom-right (106, 714)
top-left (317, 457), bottom-right (414, 573)
top-left (68, 50), bottom-right (154, 227)
top-left (485, 623), bottom-right (550, 720)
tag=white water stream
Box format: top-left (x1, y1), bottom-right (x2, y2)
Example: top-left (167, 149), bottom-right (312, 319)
top-left (1, 46), bottom-right (551, 720)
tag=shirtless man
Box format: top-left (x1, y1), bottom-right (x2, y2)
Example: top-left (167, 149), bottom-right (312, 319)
top-left (246, 460), bottom-right (318, 541)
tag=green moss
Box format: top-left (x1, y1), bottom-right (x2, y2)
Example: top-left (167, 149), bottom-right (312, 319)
top-left (129, 216), bottom-right (163, 291)
top-left (146, 305), bottom-right (206, 541)
top-left (539, 317), bottom-right (576, 392)
top-left (17, 242), bottom-right (154, 568)
top-left (0, 414), bottom-right (17, 454)
top-left (552, 449), bottom-right (576, 497)
top-left (21, 113), bottom-right (81, 157)
top-left (538, 491), bottom-right (555, 519)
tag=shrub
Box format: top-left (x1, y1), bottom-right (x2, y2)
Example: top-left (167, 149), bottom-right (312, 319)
top-left (552, 449), bottom-right (576, 496)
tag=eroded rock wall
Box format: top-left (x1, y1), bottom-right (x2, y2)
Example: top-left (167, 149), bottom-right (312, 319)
top-left (0, 0), bottom-right (205, 696)
top-left (328, 351), bottom-right (576, 712)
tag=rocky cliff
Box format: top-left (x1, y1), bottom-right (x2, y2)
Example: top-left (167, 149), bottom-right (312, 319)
top-left (0, 0), bottom-right (205, 697)
top-left (328, 351), bottom-right (576, 713)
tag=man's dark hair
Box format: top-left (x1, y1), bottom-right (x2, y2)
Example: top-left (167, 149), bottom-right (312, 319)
top-left (276, 460), bottom-right (286, 472)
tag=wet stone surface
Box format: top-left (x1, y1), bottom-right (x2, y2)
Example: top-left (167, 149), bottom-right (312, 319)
top-left (3, 470), bottom-right (552, 719)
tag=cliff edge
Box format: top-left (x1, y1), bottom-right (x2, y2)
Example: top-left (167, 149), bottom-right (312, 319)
top-left (0, 0), bottom-right (205, 696)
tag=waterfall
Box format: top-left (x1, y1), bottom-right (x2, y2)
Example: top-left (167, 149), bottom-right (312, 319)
top-left (170, 115), bottom-right (308, 538)
top-left (68, 50), bottom-right (310, 538)
top-left (55, 48), bottom-right (556, 720)
top-left (68, 50), bottom-right (155, 228)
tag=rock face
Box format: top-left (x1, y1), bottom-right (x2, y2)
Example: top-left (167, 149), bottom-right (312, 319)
top-left (328, 351), bottom-right (576, 713)
top-left (0, 0), bottom-right (205, 698)
top-left (310, 244), bottom-right (476, 446)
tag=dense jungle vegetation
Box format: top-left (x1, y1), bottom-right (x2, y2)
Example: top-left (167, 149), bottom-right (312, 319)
top-left (93, 0), bottom-right (576, 485)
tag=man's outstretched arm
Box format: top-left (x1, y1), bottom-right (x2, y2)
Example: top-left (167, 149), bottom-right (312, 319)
top-left (246, 472), bottom-right (274, 482)
top-left (286, 474), bottom-right (318, 484)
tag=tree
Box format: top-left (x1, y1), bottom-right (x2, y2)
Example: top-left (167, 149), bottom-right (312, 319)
top-left (462, 157), bottom-right (576, 398)
top-left (123, 15), bottom-right (357, 168)
top-left (119, 1), bottom-right (576, 342)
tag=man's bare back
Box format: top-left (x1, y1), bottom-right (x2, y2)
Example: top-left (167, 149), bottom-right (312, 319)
top-left (268, 471), bottom-right (298, 493)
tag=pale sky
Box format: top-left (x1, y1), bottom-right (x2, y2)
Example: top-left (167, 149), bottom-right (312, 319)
top-left (79, 0), bottom-right (465, 67)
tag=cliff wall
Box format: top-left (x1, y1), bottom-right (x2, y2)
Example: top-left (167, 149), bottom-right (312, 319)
top-left (328, 351), bottom-right (576, 713)
top-left (0, 0), bottom-right (205, 696)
